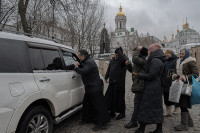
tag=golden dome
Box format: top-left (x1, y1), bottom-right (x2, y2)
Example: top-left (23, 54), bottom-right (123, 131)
top-left (117, 5), bottom-right (125, 16)
top-left (182, 24), bottom-right (186, 29)
top-left (177, 25), bottom-right (179, 33)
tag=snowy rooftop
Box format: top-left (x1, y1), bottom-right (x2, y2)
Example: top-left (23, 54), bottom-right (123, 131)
top-left (0, 31), bottom-right (73, 50)
top-left (181, 43), bottom-right (200, 47)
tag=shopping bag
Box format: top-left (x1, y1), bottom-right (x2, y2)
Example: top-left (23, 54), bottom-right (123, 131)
top-left (191, 75), bottom-right (200, 105)
top-left (182, 76), bottom-right (192, 96)
top-left (169, 80), bottom-right (184, 103)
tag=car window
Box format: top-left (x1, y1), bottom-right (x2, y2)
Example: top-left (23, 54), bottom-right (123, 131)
top-left (61, 50), bottom-right (75, 66)
top-left (41, 49), bottom-right (63, 70)
top-left (29, 48), bottom-right (45, 70)
top-left (0, 38), bottom-right (30, 73)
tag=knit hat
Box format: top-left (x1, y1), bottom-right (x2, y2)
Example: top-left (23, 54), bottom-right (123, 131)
top-left (115, 47), bottom-right (123, 54)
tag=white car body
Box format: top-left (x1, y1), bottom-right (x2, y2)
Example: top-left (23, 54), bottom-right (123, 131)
top-left (0, 31), bottom-right (90, 133)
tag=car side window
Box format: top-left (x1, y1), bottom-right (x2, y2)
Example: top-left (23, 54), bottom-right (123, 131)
top-left (41, 49), bottom-right (63, 70)
top-left (29, 48), bottom-right (45, 70)
top-left (61, 50), bottom-right (75, 66)
top-left (0, 38), bottom-right (30, 73)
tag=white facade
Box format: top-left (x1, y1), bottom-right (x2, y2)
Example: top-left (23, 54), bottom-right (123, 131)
top-left (110, 5), bottom-right (162, 58)
top-left (164, 21), bottom-right (200, 53)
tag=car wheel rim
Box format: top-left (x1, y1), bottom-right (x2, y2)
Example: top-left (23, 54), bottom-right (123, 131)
top-left (26, 114), bottom-right (49, 133)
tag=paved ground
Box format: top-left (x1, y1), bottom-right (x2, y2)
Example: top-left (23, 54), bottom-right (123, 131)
top-left (54, 72), bottom-right (200, 133)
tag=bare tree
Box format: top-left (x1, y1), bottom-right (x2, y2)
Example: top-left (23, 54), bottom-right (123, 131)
top-left (57, 0), bottom-right (106, 54)
top-left (18, 0), bottom-right (30, 33)
top-left (0, 0), bottom-right (18, 28)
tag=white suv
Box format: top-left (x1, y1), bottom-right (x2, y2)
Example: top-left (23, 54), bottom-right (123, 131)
top-left (0, 31), bottom-right (86, 133)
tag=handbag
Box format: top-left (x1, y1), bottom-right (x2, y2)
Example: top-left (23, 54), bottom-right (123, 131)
top-left (169, 80), bottom-right (184, 103)
top-left (191, 75), bottom-right (200, 105)
top-left (181, 76), bottom-right (192, 96)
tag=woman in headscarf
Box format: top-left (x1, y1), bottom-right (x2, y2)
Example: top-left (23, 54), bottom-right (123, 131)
top-left (163, 50), bottom-right (178, 117)
top-left (173, 49), bottom-right (199, 131)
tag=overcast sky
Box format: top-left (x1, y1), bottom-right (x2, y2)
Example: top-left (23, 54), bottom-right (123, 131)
top-left (102, 0), bottom-right (200, 40)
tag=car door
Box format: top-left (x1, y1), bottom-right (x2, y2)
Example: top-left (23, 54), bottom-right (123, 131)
top-left (61, 49), bottom-right (85, 107)
top-left (28, 44), bottom-right (71, 115)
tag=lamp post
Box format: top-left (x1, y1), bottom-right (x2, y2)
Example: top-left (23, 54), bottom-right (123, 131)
top-left (50, 0), bottom-right (55, 39)
top-left (0, 0), bottom-right (2, 20)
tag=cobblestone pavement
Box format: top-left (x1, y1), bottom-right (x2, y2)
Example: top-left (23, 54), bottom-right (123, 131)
top-left (54, 72), bottom-right (200, 133)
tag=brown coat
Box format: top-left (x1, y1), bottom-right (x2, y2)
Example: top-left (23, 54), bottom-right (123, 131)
top-left (175, 57), bottom-right (199, 108)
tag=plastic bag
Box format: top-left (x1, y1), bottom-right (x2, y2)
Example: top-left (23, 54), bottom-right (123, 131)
top-left (169, 80), bottom-right (184, 103)
top-left (191, 75), bottom-right (200, 105)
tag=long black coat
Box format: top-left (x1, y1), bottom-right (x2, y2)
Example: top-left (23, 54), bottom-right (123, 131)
top-left (163, 55), bottom-right (177, 92)
top-left (105, 50), bottom-right (132, 113)
top-left (137, 49), bottom-right (166, 124)
top-left (105, 50), bottom-right (132, 83)
top-left (74, 56), bottom-right (102, 93)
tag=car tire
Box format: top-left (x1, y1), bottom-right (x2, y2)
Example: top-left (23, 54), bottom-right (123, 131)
top-left (16, 106), bottom-right (53, 133)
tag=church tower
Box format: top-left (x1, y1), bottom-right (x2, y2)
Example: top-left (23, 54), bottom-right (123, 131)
top-left (115, 5), bottom-right (127, 34)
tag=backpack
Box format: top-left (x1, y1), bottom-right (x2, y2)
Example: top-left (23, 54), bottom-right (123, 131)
top-left (161, 63), bottom-right (172, 89)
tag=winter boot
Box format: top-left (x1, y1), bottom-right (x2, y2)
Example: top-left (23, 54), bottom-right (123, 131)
top-left (124, 121), bottom-right (138, 129)
top-left (164, 106), bottom-right (172, 117)
top-left (173, 107), bottom-right (180, 115)
top-left (174, 112), bottom-right (188, 131)
top-left (188, 112), bottom-right (194, 127)
top-left (135, 122), bottom-right (146, 133)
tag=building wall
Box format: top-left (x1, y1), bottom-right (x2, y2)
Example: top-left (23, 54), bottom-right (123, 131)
top-left (190, 46), bottom-right (200, 71)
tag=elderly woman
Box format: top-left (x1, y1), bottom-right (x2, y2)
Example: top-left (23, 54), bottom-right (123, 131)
top-left (173, 49), bottom-right (199, 131)
top-left (163, 50), bottom-right (178, 117)
top-left (134, 44), bottom-right (165, 133)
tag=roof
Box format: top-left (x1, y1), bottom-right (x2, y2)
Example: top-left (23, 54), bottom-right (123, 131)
top-left (0, 31), bottom-right (73, 50)
top-left (180, 43), bottom-right (200, 50)
top-left (181, 43), bottom-right (200, 47)
top-left (178, 28), bottom-right (198, 34)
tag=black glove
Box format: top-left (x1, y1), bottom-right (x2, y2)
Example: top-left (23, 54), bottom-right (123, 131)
top-left (140, 47), bottom-right (148, 56)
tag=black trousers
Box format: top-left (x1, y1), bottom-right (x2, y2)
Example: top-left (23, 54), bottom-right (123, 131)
top-left (180, 107), bottom-right (189, 112)
top-left (82, 91), bottom-right (110, 126)
top-left (131, 92), bottom-right (143, 122)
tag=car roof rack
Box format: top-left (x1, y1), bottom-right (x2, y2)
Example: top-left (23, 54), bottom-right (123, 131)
top-left (0, 28), bottom-right (59, 43)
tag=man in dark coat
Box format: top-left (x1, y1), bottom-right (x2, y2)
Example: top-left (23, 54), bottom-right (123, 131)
top-left (74, 49), bottom-right (110, 131)
top-left (133, 44), bottom-right (165, 133)
top-left (105, 46), bottom-right (132, 120)
top-left (124, 46), bottom-right (148, 129)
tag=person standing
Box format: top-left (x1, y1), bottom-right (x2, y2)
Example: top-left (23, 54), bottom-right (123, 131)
top-left (173, 49), bottom-right (199, 131)
top-left (163, 50), bottom-right (178, 117)
top-left (74, 49), bottom-right (110, 131)
top-left (124, 46), bottom-right (148, 129)
top-left (133, 44), bottom-right (165, 133)
top-left (105, 46), bottom-right (132, 120)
